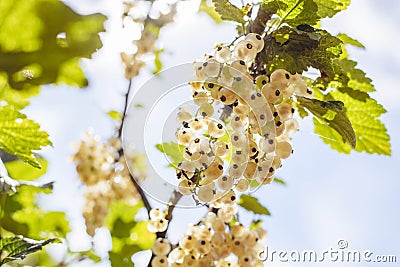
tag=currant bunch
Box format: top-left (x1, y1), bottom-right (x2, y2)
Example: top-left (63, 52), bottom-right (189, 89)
top-left (174, 33), bottom-right (312, 204)
top-left (165, 206), bottom-right (266, 267)
top-left (72, 132), bottom-right (142, 235)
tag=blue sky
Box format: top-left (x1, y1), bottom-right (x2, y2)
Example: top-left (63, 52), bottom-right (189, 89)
top-left (24, 0), bottom-right (399, 266)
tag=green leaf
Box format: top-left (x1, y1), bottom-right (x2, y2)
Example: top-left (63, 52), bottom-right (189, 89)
top-left (0, 106), bottom-right (51, 168)
top-left (263, 0), bottom-right (319, 27)
top-left (12, 209), bottom-right (70, 240)
top-left (261, 26), bottom-right (343, 80)
top-left (337, 33), bottom-right (365, 49)
top-left (153, 49), bottom-right (164, 75)
top-left (314, 90), bottom-right (391, 155)
top-left (106, 201), bottom-right (155, 267)
top-left (155, 142), bottom-right (185, 168)
top-left (211, 0), bottom-right (245, 24)
top-left (0, 74), bottom-right (39, 109)
top-left (313, 0), bottom-right (350, 18)
top-left (56, 58), bottom-right (88, 87)
top-left (334, 58), bottom-right (375, 92)
top-left (297, 96), bottom-right (356, 148)
top-left (0, 180), bottom-right (70, 239)
top-left (107, 110), bottom-right (122, 121)
top-left (273, 177), bottom-right (286, 185)
top-left (0, 0), bottom-right (106, 91)
top-left (238, 194), bottom-right (271, 216)
top-left (0, 235), bottom-right (60, 265)
top-left (5, 158), bottom-right (48, 181)
top-left (199, 0), bottom-right (223, 24)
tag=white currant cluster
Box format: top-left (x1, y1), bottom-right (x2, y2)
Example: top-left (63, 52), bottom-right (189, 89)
top-left (72, 132), bottom-right (141, 235)
top-left (151, 206), bottom-right (267, 267)
top-left (174, 33), bottom-right (312, 203)
top-left (121, 0), bottom-right (176, 79)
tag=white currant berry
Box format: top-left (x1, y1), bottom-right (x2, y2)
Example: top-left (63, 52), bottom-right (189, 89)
top-left (202, 59), bottom-right (221, 77)
top-left (152, 238), bottom-right (171, 256)
top-left (245, 33), bottom-right (264, 52)
top-left (197, 184), bottom-right (215, 202)
top-left (277, 102), bottom-right (294, 121)
top-left (214, 46), bottom-right (231, 63)
top-left (208, 121), bottom-right (226, 138)
top-left (276, 141), bottom-right (292, 159)
top-left (255, 74), bottom-right (269, 89)
top-left (151, 255), bottom-right (168, 267)
top-left (149, 208), bottom-right (164, 220)
top-left (199, 103), bottom-right (214, 117)
top-left (235, 178), bottom-right (249, 192)
top-left (234, 40), bottom-right (258, 62)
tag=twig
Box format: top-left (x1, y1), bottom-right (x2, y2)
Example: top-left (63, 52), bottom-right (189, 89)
top-left (157, 190), bottom-right (183, 238)
top-left (250, 7), bottom-right (272, 35)
top-left (128, 173), bottom-right (152, 213)
top-left (116, 78), bottom-right (153, 213)
top-left (117, 79), bottom-right (132, 140)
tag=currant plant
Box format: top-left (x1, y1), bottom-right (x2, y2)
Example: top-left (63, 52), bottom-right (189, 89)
top-left (147, 0), bottom-right (391, 266)
top-left (0, 0), bottom-right (392, 266)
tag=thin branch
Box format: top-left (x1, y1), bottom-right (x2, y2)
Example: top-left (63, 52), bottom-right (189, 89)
top-left (250, 6), bottom-right (272, 34)
top-left (128, 173), bottom-right (152, 213)
top-left (116, 78), bottom-right (152, 213)
top-left (157, 190), bottom-right (182, 239)
top-left (117, 78), bottom-right (132, 140)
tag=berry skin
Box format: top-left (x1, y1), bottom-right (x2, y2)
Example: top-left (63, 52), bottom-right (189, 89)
top-left (214, 46), bottom-right (232, 63)
top-left (152, 238), bottom-right (171, 256)
top-left (217, 175), bottom-right (234, 191)
top-left (208, 120), bottom-right (226, 138)
top-left (276, 141), bottom-right (292, 159)
top-left (234, 40), bottom-right (258, 62)
top-left (197, 184), bottom-right (215, 202)
top-left (235, 178), bottom-right (249, 192)
top-left (245, 33), bottom-right (265, 52)
top-left (255, 74), bottom-right (269, 89)
top-left (199, 103), bottom-right (214, 117)
top-left (151, 255), bottom-right (168, 267)
top-left (150, 208), bottom-right (164, 220)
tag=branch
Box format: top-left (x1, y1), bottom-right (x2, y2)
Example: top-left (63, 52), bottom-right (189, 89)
top-left (117, 78), bottom-right (152, 213)
top-left (117, 78), bottom-right (132, 141)
top-left (156, 190), bottom-right (183, 238)
top-left (128, 173), bottom-right (152, 213)
top-left (250, 7), bottom-right (272, 35)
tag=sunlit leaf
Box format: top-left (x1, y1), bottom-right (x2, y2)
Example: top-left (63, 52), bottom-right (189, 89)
top-left (0, 106), bottom-right (51, 168)
top-left (211, 0), bottom-right (245, 24)
top-left (5, 158), bottom-right (48, 181)
top-left (314, 90), bottom-right (390, 155)
top-left (199, 0), bottom-right (223, 24)
top-left (0, 235), bottom-right (60, 265)
top-left (155, 142), bottom-right (185, 168)
top-left (107, 110), bottom-right (122, 121)
top-left (337, 33), bottom-right (365, 49)
top-left (0, 0), bottom-right (106, 90)
top-left (297, 96), bottom-right (356, 148)
top-left (263, 0), bottom-right (319, 26)
top-left (238, 194), bottom-right (271, 216)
